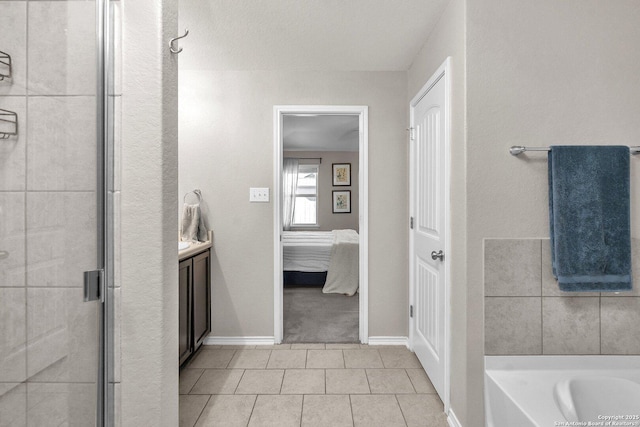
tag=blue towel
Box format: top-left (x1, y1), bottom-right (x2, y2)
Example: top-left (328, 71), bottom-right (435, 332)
top-left (548, 145), bottom-right (632, 292)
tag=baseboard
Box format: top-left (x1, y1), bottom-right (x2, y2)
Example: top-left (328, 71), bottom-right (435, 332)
top-left (447, 408), bottom-right (462, 427)
top-left (204, 336), bottom-right (276, 346)
top-left (367, 336), bottom-right (409, 347)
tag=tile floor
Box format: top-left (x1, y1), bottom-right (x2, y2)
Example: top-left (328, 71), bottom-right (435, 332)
top-left (179, 344), bottom-right (448, 427)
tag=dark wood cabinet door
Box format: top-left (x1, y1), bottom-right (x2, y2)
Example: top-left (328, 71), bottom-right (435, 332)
top-left (178, 258), bottom-right (193, 365)
top-left (192, 251), bottom-right (211, 349)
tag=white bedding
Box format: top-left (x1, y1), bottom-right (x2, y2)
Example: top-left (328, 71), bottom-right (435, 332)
top-left (282, 231), bottom-right (334, 272)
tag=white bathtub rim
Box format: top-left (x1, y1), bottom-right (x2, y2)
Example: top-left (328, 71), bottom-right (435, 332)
top-left (485, 355), bottom-right (640, 427)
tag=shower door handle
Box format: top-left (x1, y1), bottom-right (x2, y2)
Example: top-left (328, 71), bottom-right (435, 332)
top-left (431, 250), bottom-right (444, 261)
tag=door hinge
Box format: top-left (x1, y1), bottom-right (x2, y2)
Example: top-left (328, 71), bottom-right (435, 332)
top-left (406, 127), bottom-right (415, 141)
top-left (410, 305), bottom-right (414, 318)
top-left (84, 269), bottom-right (104, 302)
top-left (410, 216), bottom-right (414, 229)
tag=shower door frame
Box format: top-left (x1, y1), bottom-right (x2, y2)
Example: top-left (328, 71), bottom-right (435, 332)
top-left (96, 0), bottom-right (115, 424)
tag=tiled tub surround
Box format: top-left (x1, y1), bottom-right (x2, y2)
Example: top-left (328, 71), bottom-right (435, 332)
top-left (484, 239), bottom-right (640, 355)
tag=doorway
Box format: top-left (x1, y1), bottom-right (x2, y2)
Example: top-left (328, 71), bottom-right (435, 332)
top-left (273, 106), bottom-right (369, 344)
top-left (409, 58), bottom-right (451, 410)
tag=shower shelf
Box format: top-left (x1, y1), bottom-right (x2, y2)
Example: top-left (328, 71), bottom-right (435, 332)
top-left (0, 50), bottom-right (11, 81)
top-left (0, 109), bottom-right (18, 139)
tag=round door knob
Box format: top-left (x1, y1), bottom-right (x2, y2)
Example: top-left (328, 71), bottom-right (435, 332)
top-left (431, 250), bottom-right (444, 261)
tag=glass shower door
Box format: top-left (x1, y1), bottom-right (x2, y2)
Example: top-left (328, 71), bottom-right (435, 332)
top-left (0, 0), bottom-right (112, 425)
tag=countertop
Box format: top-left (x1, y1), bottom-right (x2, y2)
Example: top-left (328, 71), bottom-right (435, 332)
top-left (179, 230), bottom-right (213, 261)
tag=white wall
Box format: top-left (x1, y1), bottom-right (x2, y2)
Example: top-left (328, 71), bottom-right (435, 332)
top-left (466, 0), bottom-right (640, 425)
top-left (120, 0), bottom-right (179, 425)
top-left (179, 69), bottom-right (408, 338)
top-left (407, 0), bottom-right (467, 423)
top-left (283, 151), bottom-right (359, 232)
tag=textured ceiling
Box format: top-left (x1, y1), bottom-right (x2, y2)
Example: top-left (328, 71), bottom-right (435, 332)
top-left (179, 0), bottom-right (450, 71)
top-left (283, 115), bottom-right (360, 152)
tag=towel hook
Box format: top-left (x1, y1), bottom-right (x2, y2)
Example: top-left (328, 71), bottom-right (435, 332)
top-left (169, 29), bottom-right (189, 54)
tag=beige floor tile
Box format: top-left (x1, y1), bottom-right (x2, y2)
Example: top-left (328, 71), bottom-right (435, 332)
top-left (367, 369), bottom-right (415, 394)
top-left (194, 395), bottom-right (256, 427)
top-left (187, 349), bottom-right (235, 369)
top-left (190, 369), bottom-right (244, 395)
top-left (397, 394), bottom-right (448, 427)
top-left (302, 395), bottom-right (352, 427)
top-left (378, 348), bottom-right (422, 368)
top-left (179, 395), bottom-right (209, 427)
top-left (248, 395), bottom-right (303, 427)
top-left (306, 350), bottom-right (344, 368)
top-left (291, 343), bottom-right (326, 350)
top-left (281, 369), bottom-right (325, 394)
top-left (219, 345), bottom-right (256, 349)
top-left (344, 349), bottom-right (384, 368)
top-left (266, 350), bottom-right (307, 369)
top-left (235, 369), bottom-right (284, 394)
top-left (350, 394), bottom-right (406, 427)
top-left (326, 343), bottom-right (361, 349)
top-left (325, 369), bottom-right (370, 394)
top-left (260, 344), bottom-right (291, 350)
top-left (227, 350), bottom-right (272, 369)
top-left (406, 369), bottom-right (437, 394)
top-left (180, 368), bottom-right (204, 394)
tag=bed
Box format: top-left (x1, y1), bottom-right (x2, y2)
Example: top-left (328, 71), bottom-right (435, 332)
top-left (282, 230), bottom-right (359, 295)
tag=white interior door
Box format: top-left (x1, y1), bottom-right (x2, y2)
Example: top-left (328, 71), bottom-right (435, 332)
top-left (410, 62), bottom-right (449, 403)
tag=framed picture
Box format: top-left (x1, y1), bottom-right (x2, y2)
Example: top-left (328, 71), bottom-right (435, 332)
top-left (332, 163), bottom-right (351, 186)
top-left (332, 190), bottom-right (351, 214)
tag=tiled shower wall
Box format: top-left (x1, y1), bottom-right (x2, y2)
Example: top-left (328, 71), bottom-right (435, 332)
top-left (0, 1), bottom-right (121, 424)
top-left (484, 239), bottom-right (640, 355)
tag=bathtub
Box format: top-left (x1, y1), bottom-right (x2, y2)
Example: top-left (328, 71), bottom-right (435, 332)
top-left (485, 356), bottom-right (640, 427)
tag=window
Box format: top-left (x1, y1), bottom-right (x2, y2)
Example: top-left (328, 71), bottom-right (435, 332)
top-left (292, 165), bottom-right (318, 226)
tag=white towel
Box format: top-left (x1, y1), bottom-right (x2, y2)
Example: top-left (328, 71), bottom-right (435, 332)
top-left (181, 204), bottom-right (200, 242)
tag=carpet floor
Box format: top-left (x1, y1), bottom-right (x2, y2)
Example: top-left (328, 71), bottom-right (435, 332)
top-left (283, 286), bottom-right (359, 343)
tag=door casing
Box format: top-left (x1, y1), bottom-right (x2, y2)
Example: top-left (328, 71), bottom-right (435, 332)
top-left (273, 105), bottom-right (369, 344)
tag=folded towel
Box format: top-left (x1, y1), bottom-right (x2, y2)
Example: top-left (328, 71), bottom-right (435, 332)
top-left (181, 204), bottom-right (201, 242)
top-left (548, 145), bottom-right (632, 292)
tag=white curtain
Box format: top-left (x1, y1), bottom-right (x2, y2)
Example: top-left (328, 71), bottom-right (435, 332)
top-left (282, 158), bottom-right (299, 231)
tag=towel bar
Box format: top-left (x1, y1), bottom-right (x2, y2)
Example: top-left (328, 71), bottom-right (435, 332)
top-left (510, 146), bottom-right (640, 156)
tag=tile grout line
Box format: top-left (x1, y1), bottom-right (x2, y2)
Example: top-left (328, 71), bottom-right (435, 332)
top-left (405, 369), bottom-right (417, 393)
top-left (187, 369), bottom-right (206, 395)
top-left (246, 394), bottom-right (258, 427)
top-left (348, 394), bottom-right (355, 427)
top-left (394, 394), bottom-right (409, 427)
top-left (232, 369), bottom-right (245, 395)
top-left (190, 394), bottom-right (212, 427)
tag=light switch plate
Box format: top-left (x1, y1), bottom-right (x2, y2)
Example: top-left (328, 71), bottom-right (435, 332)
top-left (250, 187), bottom-right (270, 202)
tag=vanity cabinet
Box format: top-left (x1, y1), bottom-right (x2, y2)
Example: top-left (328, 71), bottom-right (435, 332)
top-left (179, 249), bottom-right (211, 366)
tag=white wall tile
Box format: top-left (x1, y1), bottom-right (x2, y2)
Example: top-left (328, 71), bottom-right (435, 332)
top-left (0, 97), bottom-right (26, 191)
top-left (0, 2), bottom-right (27, 95)
top-left (542, 297), bottom-right (600, 354)
top-left (27, 1), bottom-right (96, 96)
top-left (26, 192), bottom-right (96, 288)
top-left (0, 288), bottom-right (26, 382)
top-left (26, 287), bottom-right (67, 377)
top-left (0, 192), bottom-right (25, 288)
top-left (27, 97), bottom-right (96, 191)
top-left (26, 287), bottom-right (98, 382)
top-left (485, 297), bottom-right (542, 355)
top-left (484, 239), bottom-right (541, 296)
top-left (27, 382), bottom-right (96, 427)
top-left (0, 383), bottom-right (26, 427)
